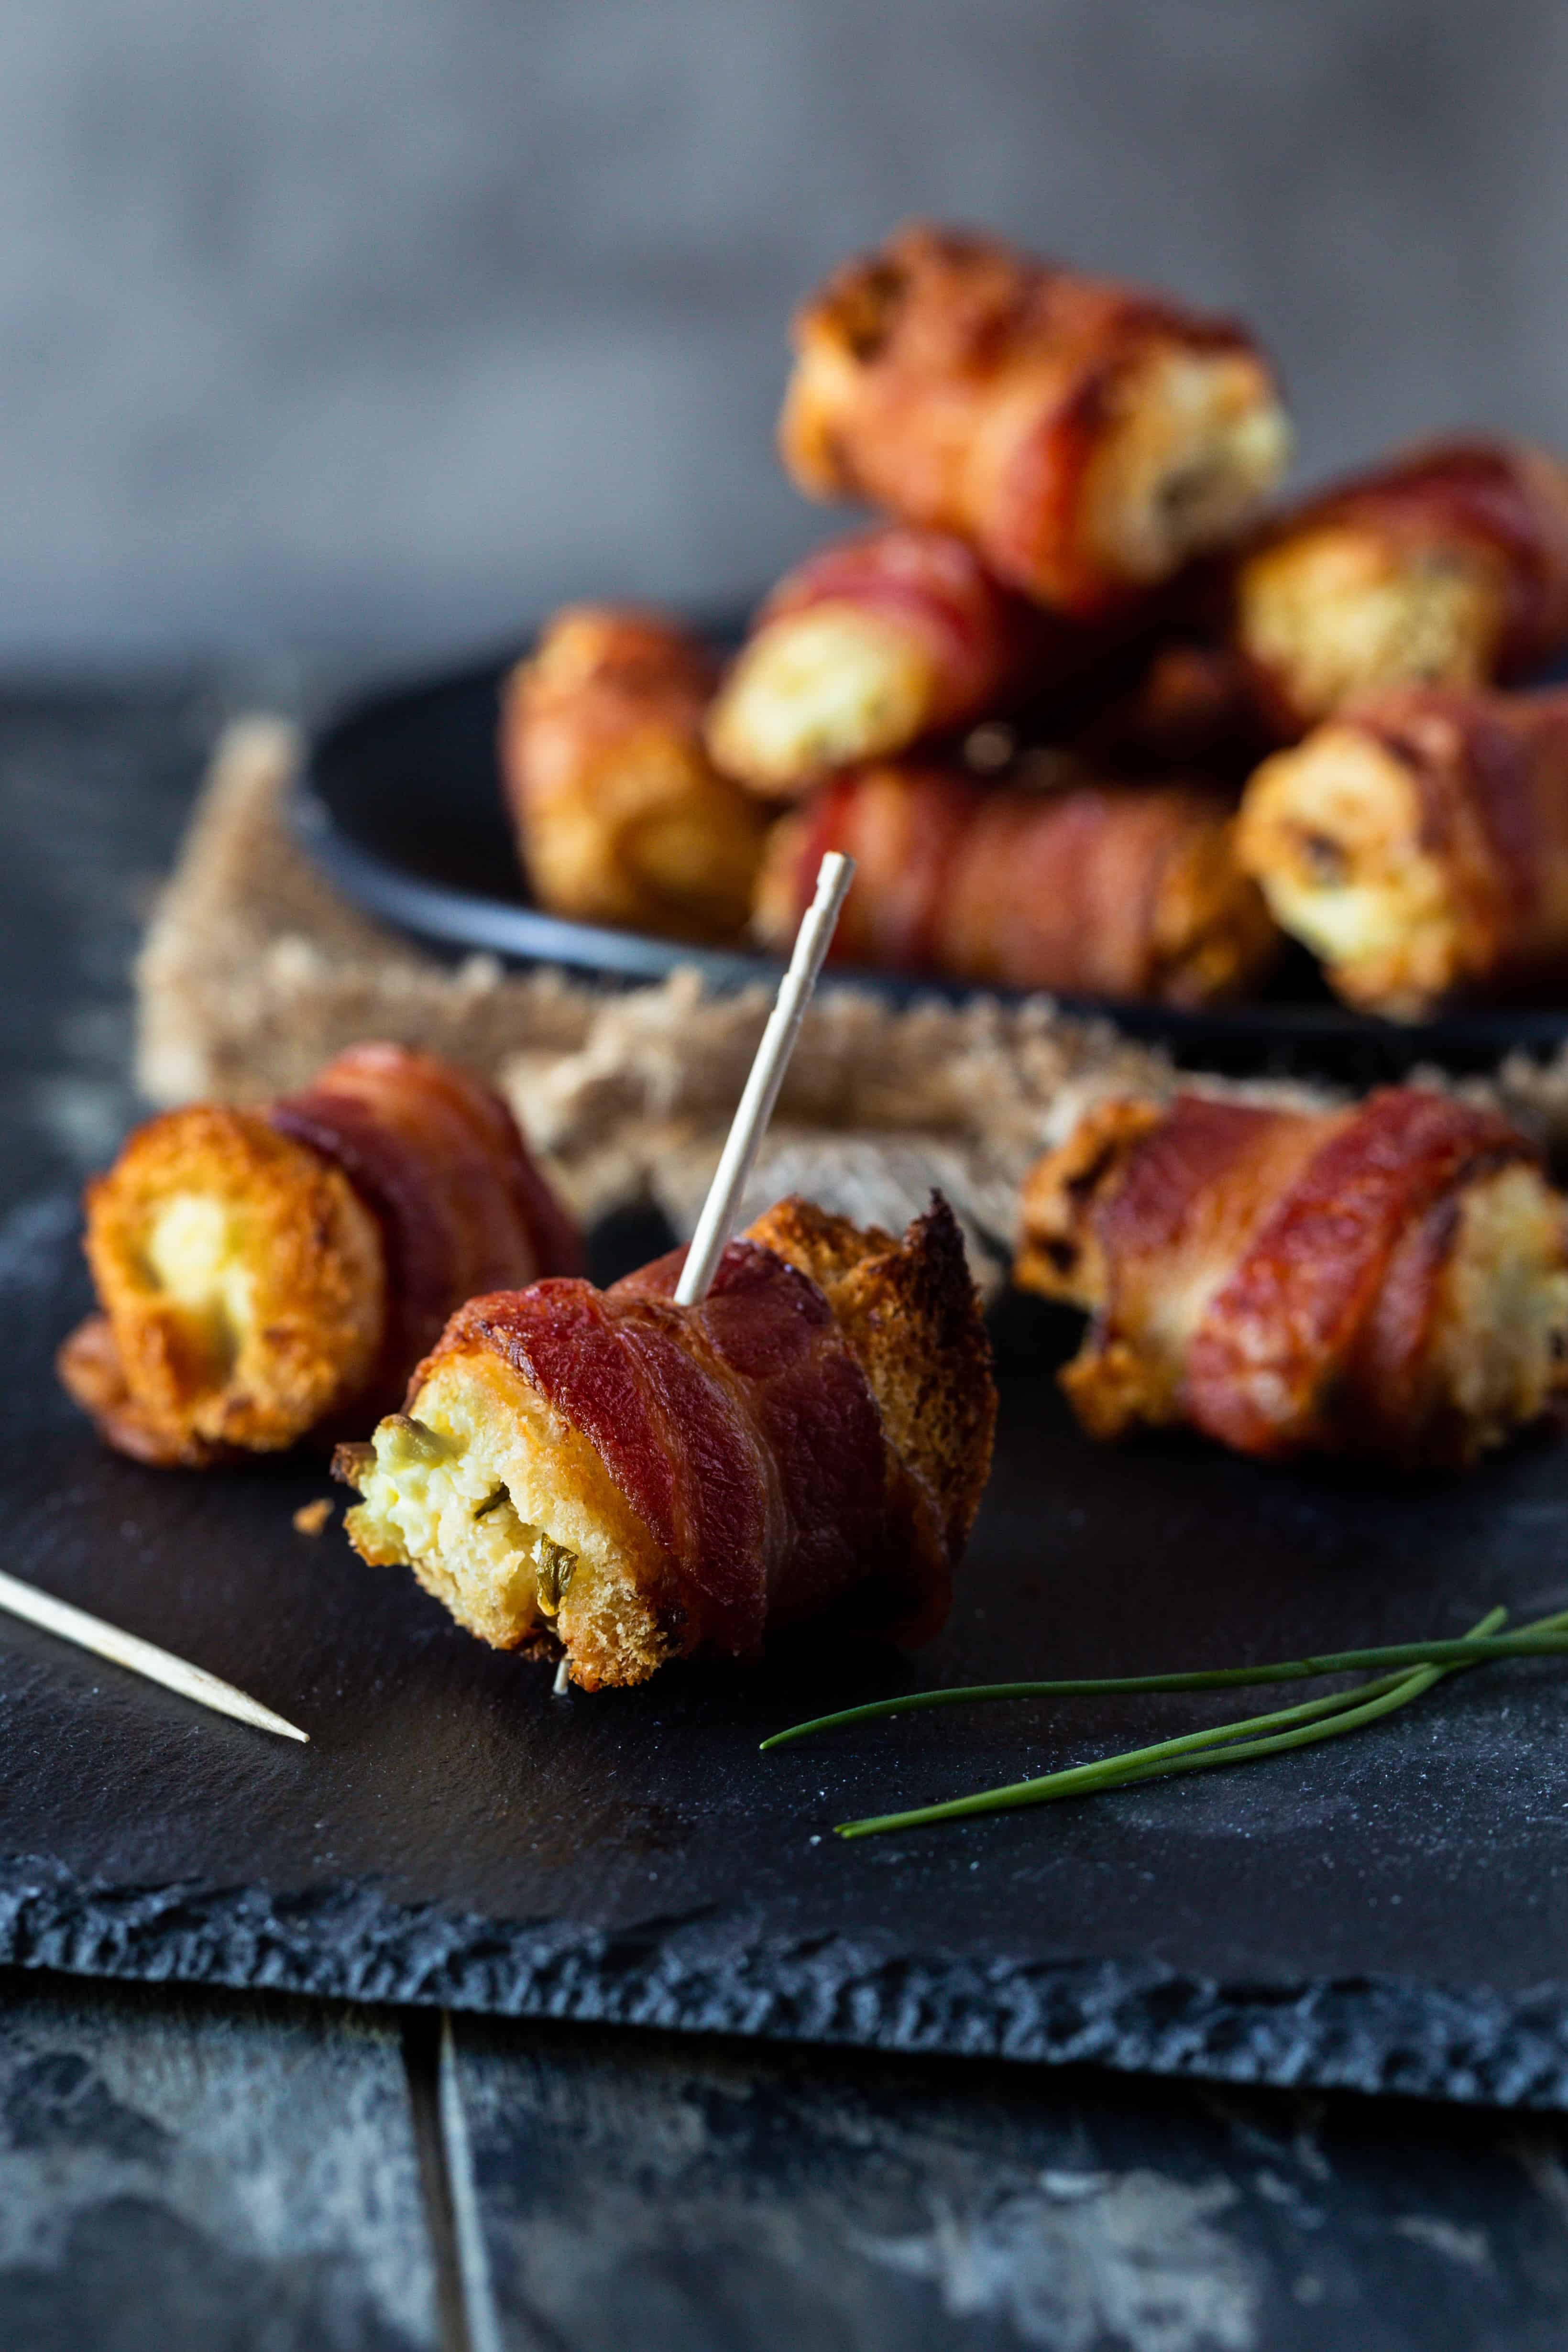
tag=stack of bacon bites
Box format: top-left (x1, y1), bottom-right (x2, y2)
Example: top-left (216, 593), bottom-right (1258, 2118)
top-left (493, 222), bottom-right (1568, 1483)
top-left (500, 221), bottom-right (1568, 1021)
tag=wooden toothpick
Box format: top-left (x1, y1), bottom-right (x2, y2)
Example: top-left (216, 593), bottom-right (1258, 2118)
top-left (674, 851), bottom-right (855, 1308)
top-left (548, 852), bottom-right (853, 1701)
top-left (0, 1564), bottom-right (309, 1743)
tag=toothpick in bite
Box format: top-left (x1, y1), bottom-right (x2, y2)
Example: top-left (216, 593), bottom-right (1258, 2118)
top-left (674, 851), bottom-right (855, 1308)
top-left (0, 1564), bottom-right (309, 1743)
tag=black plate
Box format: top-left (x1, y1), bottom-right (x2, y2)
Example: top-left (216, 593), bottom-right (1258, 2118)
top-left (299, 645), bottom-right (1568, 1084)
top-left (8, 1196), bottom-right (1568, 2109)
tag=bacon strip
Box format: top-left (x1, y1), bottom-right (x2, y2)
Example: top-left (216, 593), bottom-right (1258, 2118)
top-left (1184, 1091), bottom-right (1532, 1455)
top-left (406, 1232), bottom-right (944, 1659)
top-left (271, 1043), bottom-right (582, 1408)
top-left (754, 763), bottom-right (1276, 1005)
top-left (758, 528), bottom-right (1052, 715)
top-left (705, 526), bottom-right (1104, 792)
top-left (779, 223), bottom-right (1288, 615)
top-left (1235, 438), bottom-right (1568, 732)
top-left (336, 1195), bottom-right (993, 1685)
top-left (1016, 1087), bottom-right (1567, 1467)
top-left (625, 1238), bottom-right (934, 1635)
top-left (59, 1042), bottom-right (582, 1467)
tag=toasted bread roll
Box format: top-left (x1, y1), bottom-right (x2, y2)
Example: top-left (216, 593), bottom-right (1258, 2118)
top-left (1236, 683), bottom-right (1568, 1018)
top-left (706, 525), bottom-right (1099, 795)
top-left (59, 1045), bottom-right (581, 1466)
top-left (1235, 439), bottom-right (1568, 732)
top-left (779, 223), bottom-right (1290, 616)
top-left (754, 763), bottom-right (1276, 1006)
top-left (336, 1195), bottom-right (996, 1689)
top-left (65, 1110), bottom-right (386, 1466)
top-left (500, 607), bottom-right (770, 941)
top-left (1017, 1088), bottom-right (1568, 1468)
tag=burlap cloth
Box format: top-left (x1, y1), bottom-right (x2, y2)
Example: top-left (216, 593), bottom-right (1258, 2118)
top-left (134, 718), bottom-right (1568, 1280)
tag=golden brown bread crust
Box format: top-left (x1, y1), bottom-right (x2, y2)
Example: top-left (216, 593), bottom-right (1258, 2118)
top-left (60, 1045), bottom-right (577, 1468)
top-left (1236, 682), bottom-right (1568, 1017)
top-left (340, 1354), bottom-right (675, 1686)
top-left (67, 1106), bottom-right (387, 1458)
top-left (779, 222), bottom-right (1288, 614)
top-left (1012, 1097), bottom-right (1167, 1313)
top-left (499, 605), bottom-right (770, 941)
top-left (1017, 1088), bottom-right (1568, 1467)
top-left (746, 1191), bottom-right (997, 1579)
top-left (55, 1313), bottom-right (233, 1469)
top-left (1234, 438), bottom-right (1568, 732)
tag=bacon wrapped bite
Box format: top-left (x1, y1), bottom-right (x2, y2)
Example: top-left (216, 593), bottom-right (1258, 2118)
top-left (1236, 682), bottom-right (1568, 1019)
top-left (58, 1045), bottom-right (581, 1468)
top-left (1235, 439), bottom-right (1568, 734)
top-left (1016, 1088), bottom-right (1568, 1469)
top-left (754, 763), bottom-right (1276, 1006)
top-left (335, 1195), bottom-right (997, 1690)
top-left (705, 525), bottom-right (1099, 796)
top-left (499, 606), bottom-right (770, 941)
top-left (779, 222), bottom-right (1290, 617)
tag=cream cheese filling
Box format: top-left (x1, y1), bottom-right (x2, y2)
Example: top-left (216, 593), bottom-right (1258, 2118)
top-left (1433, 1165), bottom-right (1568, 1452)
top-left (142, 1191), bottom-right (255, 1372)
top-left (708, 605), bottom-right (936, 789)
top-left (1083, 349), bottom-right (1292, 582)
top-left (344, 1354), bottom-right (667, 1674)
top-left (1239, 527), bottom-right (1498, 722)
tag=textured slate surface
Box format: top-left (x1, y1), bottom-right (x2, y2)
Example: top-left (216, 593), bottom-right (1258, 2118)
top-left (6, 1182), bottom-right (1568, 2109)
top-left (0, 1969), bottom-right (438, 2351)
top-left (440, 2016), bottom-right (1568, 2352)
top-left (21, 653), bottom-right (1568, 2352)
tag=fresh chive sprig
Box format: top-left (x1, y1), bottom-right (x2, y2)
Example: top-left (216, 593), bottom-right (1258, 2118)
top-left (761, 1623), bottom-right (1568, 1751)
top-left (761, 1603), bottom-right (1568, 1842)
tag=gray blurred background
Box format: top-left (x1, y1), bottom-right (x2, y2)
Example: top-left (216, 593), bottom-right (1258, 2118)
top-left (2, 0), bottom-right (1563, 671)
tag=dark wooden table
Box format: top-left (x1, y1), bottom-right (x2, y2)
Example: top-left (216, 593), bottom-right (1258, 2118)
top-left (5, 685), bottom-right (1568, 2351)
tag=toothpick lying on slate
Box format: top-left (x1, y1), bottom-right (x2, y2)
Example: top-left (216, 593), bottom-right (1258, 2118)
top-left (550, 853), bottom-right (855, 1701)
top-left (675, 850), bottom-right (855, 1309)
top-left (0, 1564), bottom-right (309, 1742)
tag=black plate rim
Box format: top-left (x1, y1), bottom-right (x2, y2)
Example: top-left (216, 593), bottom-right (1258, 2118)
top-left (297, 645), bottom-right (1568, 1066)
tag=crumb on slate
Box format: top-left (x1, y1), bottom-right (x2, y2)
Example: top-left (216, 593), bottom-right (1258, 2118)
top-left (293, 1497), bottom-right (334, 1537)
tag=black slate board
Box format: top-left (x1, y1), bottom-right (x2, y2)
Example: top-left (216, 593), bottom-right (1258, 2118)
top-left (7, 1187), bottom-right (1568, 2110)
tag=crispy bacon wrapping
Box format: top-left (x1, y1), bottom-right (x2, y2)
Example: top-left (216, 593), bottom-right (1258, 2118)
top-left (499, 606), bottom-right (770, 941)
top-left (705, 525), bottom-right (1099, 796)
top-left (1236, 682), bottom-right (1568, 1018)
top-left (779, 222), bottom-right (1290, 617)
top-left (335, 1194), bottom-right (997, 1689)
top-left (1016, 1088), bottom-right (1568, 1467)
top-left (1064, 635), bottom-right (1274, 781)
top-left (1235, 439), bottom-right (1568, 733)
top-left (58, 1044), bottom-right (581, 1468)
top-left (753, 763), bottom-right (1277, 1006)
